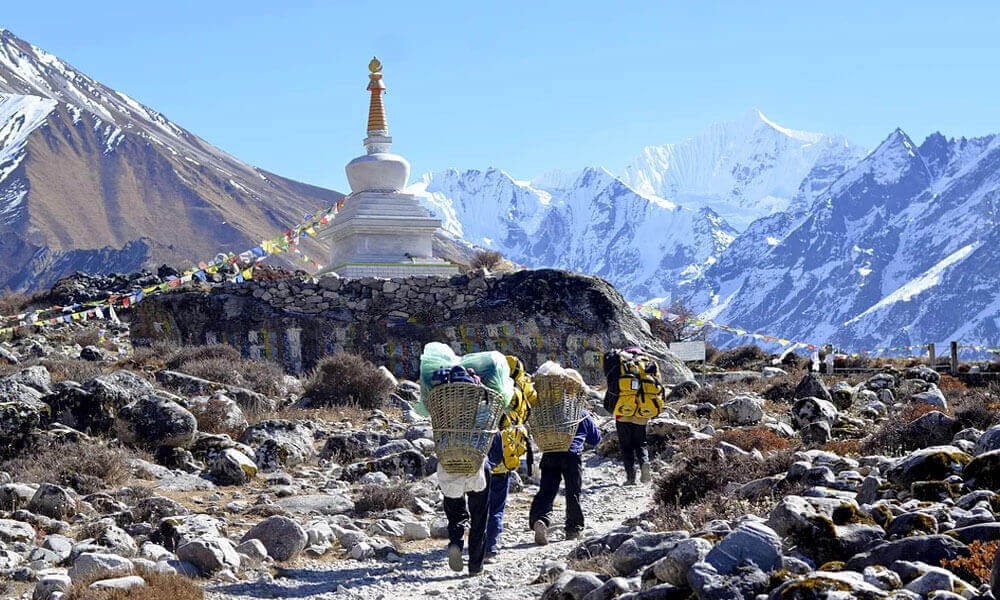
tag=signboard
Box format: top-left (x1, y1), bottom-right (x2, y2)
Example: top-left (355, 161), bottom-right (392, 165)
top-left (669, 341), bottom-right (706, 362)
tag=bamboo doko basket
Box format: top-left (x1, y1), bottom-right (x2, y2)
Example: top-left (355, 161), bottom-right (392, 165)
top-left (425, 383), bottom-right (506, 475)
top-left (529, 374), bottom-right (588, 452)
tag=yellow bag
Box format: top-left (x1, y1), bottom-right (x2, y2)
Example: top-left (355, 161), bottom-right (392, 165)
top-left (612, 355), bottom-right (664, 419)
top-left (494, 356), bottom-right (535, 473)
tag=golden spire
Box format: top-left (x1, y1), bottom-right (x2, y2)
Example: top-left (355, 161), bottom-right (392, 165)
top-left (366, 56), bottom-right (388, 134)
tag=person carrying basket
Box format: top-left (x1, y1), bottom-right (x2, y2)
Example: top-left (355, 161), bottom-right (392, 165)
top-left (484, 355), bottom-right (536, 563)
top-left (527, 363), bottom-right (601, 544)
top-left (602, 347), bottom-right (665, 485)
top-left (417, 343), bottom-right (515, 576)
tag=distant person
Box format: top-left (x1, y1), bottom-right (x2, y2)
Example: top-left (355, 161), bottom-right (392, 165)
top-left (602, 347), bottom-right (665, 485)
top-left (528, 410), bottom-right (601, 544)
top-left (442, 433), bottom-right (503, 576)
top-left (484, 355), bottom-right (535, 563)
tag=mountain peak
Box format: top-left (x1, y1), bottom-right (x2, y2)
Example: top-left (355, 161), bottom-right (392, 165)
top-left (740, 108), bottom-right (824, 144)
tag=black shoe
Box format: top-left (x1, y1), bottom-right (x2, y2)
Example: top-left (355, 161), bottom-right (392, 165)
top-left (484, 552), bottom-right (497, 564)
top-left (624, 475), bottom-right (637, 486)
top-left (565, 529), bottom-right (582, 540)
top-left (447, 543), bottom-right (463, 572)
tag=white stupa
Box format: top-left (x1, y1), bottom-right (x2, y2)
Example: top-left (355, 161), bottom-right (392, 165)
top-left (319, 57), bottom-right (458, 279)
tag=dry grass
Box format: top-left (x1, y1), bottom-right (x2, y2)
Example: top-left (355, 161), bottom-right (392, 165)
top-left (654, 441), bottom-right (796, 507)
top-left (276, 405), bottom-right (378, 424)
top-left (953, 385), bottom-right (1000, 430)
top-left (303, 352), bottom-right (395, 409)
top-left (821, 439), bottom-right (863, 456)
top-left (157, 344), bottom-right (285, 397)
top-left (65, 566), bottom-right (203, 600)
top-left (860, 402), bottom-right (950, 456)
top-left (941, 539), bottom-right (998, 585)
top-left (0, 290), bottom-right (32, 315)
top-left (353, 482), bottom-right (417, 515)
top-left (0, 439), bottom-right (134, 496)
top-left (652, 490), bottom-right (778, 533)
top-left (938, 374), bottom-right (968, 393)
top-left (716, 426), bottom-right (794, 452)
top-left (469, 250), bottom-right (506, 271)
top-left (710, 345), bottom-right (768, 370)
top-left (567, 554), bottom-right (618, 577)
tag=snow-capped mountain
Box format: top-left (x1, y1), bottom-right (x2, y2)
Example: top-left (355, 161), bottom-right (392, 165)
top-left (0, 28), bottom-right (340, 291)
top-left (623, 110), bottom-right (867, 230)
top-left (688, 128), bottom-right (1000, 350)
top-left (412, 167), bottom-right (737, 300)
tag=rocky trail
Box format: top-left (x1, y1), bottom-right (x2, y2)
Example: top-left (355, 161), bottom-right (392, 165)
top-left (207, 457), bottom-right (652, 600)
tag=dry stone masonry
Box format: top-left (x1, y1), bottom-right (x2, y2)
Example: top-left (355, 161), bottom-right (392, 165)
top-left (132, 268), bottom-right (692, 383)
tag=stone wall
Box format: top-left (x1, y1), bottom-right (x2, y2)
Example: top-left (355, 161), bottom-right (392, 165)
top-left (131, 269), bottom-right (693, 385)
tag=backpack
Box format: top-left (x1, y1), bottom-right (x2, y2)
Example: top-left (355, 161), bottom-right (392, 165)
top-left (495, 356), bottom-right (535, 472)
top-left (602, 349), bottom-right (665, 419)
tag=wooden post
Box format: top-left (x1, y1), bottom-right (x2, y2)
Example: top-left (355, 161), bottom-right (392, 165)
top-left (950, 341), bottom-right (959, 374)
top-left (928, 343), bottom-right (936, 369)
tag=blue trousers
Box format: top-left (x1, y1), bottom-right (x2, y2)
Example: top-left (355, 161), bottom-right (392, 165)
top-left (484, 471), bottom-right (511, 554)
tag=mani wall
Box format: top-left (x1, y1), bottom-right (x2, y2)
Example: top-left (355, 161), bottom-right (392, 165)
top-left (131, 268), bottom-right (693, 384)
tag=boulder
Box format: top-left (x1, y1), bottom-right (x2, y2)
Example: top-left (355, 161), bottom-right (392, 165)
top-left (4, 366), bottom-right (52, 394)
top-left (844, 534), bottom-right (968, 570)
top-left (176, 536), bottom-right (241, 574)
top-left (341, 449), bottom-right (427, 482)
top-left (209, 448), bottom-right (258, 485)
top-left (88, 575), bottom-right (146, 591)
top-left (32, 573), bottom-right (72, 600)
top-left (829, 381), bottom-right (855, 410)
top-left (903, 411), bottom-right (959, 449)
top-left (611, 531), bottom-right (689, 576)
top-left (0, 518), bottom-right (37, 543)
top-left (648, 537), bottom-right (712, 586)
top-left (911, 385), bottom-right (947, 411)
top-left (800, 421), bottom-right (832, 446)
top-left (238, 420), bottom-right (315, 471)
top-left (0, 400), bottom-right (47, 456)
top-left (116, 396), bottom-right (198, 450)
top-left (321, 431), bottom-right (387, 461)
top-left (241, 515), bottom-right (308, 562)
top-left (975, 425), bottom-right (1000, 455)
top-left (964, 450), bottom-right (1000, 490)
top-left (885, 446), bottom-right (971, 487)
top-left (68, 552), bottom-right (134, 581)
top-left (791, 396), bottom-right (838, 430)
top-left (768, 571), bottom-right (888, 598)
top-left (46, 371), bottom-right (155, 435)
top-left (27, 483), bottom-right (77, 520)
top-left (188, 394), bottom-right (247, 434)
top-left (718, 396), bottom-right (764, 425)
top-left (794, 373), bottom-right (832, 402)
top-left (275, 494), bottom-right (355, 516)
top-left (706, 522), bottom-right (782, 575)
top-left (905, 365), bottom-right (940, 384)
top-left (542, 570), bottom-right (604, 600)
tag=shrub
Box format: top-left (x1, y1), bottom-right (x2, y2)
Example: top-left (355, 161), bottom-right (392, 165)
top-left (1, 439), bottom-right (132, 496)
top-left (304, 352), bottom-right (394, 409)
top-left (938, 374), bottom-right (967, 394)
top-left (652, 490), bottom-right (776, 533)
top-left (654, 441), bottom-right (796, 506)
top-left (941, 539), bottom-right (999, 585)
top-left (469, 250), bottom-right (505, 271)
top-left (354, 482), bottom-right (416, 514)
top-left (953, 385), bottom-right (1000, 430)
top-left (716, 426), bottom-right (794, 452)
top-left (165, 344), bottom-right (284, 397)
top-left (711, 345), bottom-right (767, 370)
top-left (860, 403), bottom-right (947, 455)
top-left (65, 566), bottom-right (203, 600)
top-left (761, 376), bottom-right (797, 403)
top-left (821, 439), bottom-right (862, 456)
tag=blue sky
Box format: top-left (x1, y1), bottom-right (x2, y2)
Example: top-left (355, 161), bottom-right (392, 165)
top-left (4, 1), bottom-right (999, 192)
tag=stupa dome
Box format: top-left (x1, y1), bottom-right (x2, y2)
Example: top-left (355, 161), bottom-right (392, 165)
top-left (345, 57), bottom-right (410, 193)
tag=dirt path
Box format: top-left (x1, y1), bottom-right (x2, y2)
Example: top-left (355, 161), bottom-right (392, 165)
top-left (207, 455), bottom-right (653, 600)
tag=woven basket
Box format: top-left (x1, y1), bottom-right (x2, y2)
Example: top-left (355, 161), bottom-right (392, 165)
top-left (529, 374), bottom-right (588, 452)
top-left (425, 383), bottom-right (506, 474)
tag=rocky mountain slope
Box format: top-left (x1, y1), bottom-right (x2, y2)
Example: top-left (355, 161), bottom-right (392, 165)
top-left (413, 167), bottom-right (737, 301)
top-left (622, 109), bottom-right (867, 231)
top-left (0, 28), bottom-right (340, 292)
top-left (689, 129), bottom-right (1000, 350)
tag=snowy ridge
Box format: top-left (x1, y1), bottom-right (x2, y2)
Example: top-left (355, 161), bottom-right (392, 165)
top-left (412, 167), bottom-right (737, 301)
top-left (0, 92), bottom-right (56, 221)
top-left (622, 109), bottom-right (867, 230)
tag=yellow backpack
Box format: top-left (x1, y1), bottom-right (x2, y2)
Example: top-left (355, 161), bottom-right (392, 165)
top-left (495, 356), bottom-right (535, 472)
top-left (610, 353), bottom-right (664, 419)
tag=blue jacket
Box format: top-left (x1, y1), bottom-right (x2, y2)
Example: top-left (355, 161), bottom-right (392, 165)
top-left (567, 411), bottom-right (602, 455)
top-left (485, 433), bottom-right (504, 471)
